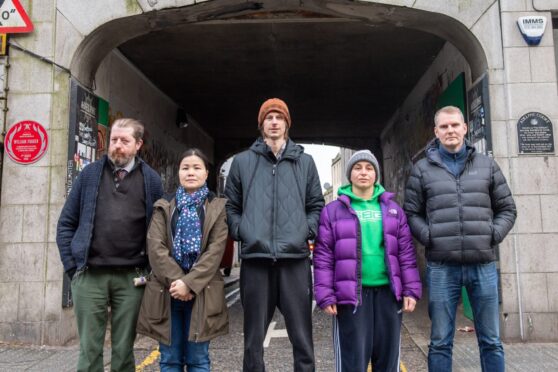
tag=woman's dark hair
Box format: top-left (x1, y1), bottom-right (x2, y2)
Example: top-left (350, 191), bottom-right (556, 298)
top-left (179, 148), bottom-right (210, 170)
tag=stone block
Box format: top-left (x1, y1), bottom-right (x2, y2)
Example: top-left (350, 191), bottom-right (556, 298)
top-left (31, 0), bottom-right (55, 22)
top-left (0, 321), bottom-right (41, 344)
top-left (493, 157), bottom-right (511, 185)
top-left (18, 282), bottom-right (44, 322)
top-left (501, 0), bottom-right (528, 11)
top-left (470, 2), bottom-right (504, 69)
top-left (513, 195), bottom-right (542, 233)
top-left (49, 165), bottom-right (67, 205)
top-left (22, 205), bottom-right (48, 242)
top-left (52, 71), bottom-right (71, 130)
top-left (517, 233), bottom-right (558, 272)
top-left (41, 321), bottom-right (61, 345)
top-left (504, 47), bottom-right (531, 83)
top-left (44, 281), bottom-right (62, 321)
top-left (501, 311), bottom-right (522, 341)
top-left (501, 12), bottom-right (554, 48)
top-left (54, 11), bottom-right (84, 68)
top-left (507, 83), bottom-right (558, 120)
top-left (48, 129), bottom-right (70, 167)
top-left (505, 119), bottom-right (519, 157)
top-left (2, 166), bottom-right (49, 204)
top-left (510, 157), bottom-right (558, 194)
top-left (521, 273), bottom-right (548, 312)
top-left (46, 243), bottom-right (64, 281)
top-left (530, 47), bottom-right (557, 83)
top-left (6, 93), bottom-right (52, 130)
top-left (490, 120), bottom-right (509, 158)
top-left (488, 83), bottom-right (506, 122)
top-left (0, 205), bottom-right (23, 243)
top-left (48, 204), bottom-right (63, 243)
top-left (0, 283), bottom-right (19, 322)
top-left (547, 273), bottom-right (558, 312)
top-left (498, 235), bottom-right (515, 274)
top-left (8, 54), bottom-right (54, 93)
top-left (533, 0), bottom-right (558, 10)
top-left (501, 273), bottom-right (519, 313)
top-left (12, 22), bottom-right (54, 58)
top-left (0, 243), bottom-right (45, 282)
top-left (541, 195), bottom-right (558, 232)
top-left (414, 1), bottom-right (495, 29)
top-left (525, 312), bottom-right (558, 341)
top-left (57, 0), bottom-right (142, 36)
top-left (489, 68), bottom-right (506, 85)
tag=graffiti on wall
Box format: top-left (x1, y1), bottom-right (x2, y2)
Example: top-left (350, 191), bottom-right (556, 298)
top-left (109, 108), bottom-right (179, 193)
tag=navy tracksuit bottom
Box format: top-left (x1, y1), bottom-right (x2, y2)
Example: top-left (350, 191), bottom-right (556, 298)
top-left (334, 286), bottom-right (402, 372)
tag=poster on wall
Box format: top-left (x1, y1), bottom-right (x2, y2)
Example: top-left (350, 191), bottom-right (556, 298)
top-left (66, 79), bottom-right (99, 197)
top-left (467, 73), bottom-right (492, 156)
top-left (97, 98), bottom-right (109, 159)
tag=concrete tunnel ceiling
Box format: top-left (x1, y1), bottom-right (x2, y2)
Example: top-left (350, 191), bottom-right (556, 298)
top-left (118, 18), bottom-right (446, 155)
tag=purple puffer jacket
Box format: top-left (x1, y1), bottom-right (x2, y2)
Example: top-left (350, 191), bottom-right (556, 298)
top-left (313, 192), bottom-right (422, 309)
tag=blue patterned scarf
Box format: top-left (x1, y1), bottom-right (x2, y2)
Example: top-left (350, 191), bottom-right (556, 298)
top-left (173, 184), bottom-right (209, 271)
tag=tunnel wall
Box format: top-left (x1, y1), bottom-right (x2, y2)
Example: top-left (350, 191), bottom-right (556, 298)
top-left (381, 42), bottom-right (471, 202)
top-left (94, 50), bottom-right (215, 193)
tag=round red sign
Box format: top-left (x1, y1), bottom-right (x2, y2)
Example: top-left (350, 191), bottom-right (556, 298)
top-left (4, 120), bottom-right (48, 164)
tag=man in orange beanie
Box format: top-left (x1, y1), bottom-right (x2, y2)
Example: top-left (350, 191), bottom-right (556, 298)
top-left (225, 98), bottom-right (324, 372)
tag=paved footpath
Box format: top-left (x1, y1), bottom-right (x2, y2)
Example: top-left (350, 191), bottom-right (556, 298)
top-left (1, 269), bottom-right (557, 371)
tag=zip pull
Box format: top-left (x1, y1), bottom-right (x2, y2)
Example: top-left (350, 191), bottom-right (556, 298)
top-left (272, 164), bottom-right (276, 175)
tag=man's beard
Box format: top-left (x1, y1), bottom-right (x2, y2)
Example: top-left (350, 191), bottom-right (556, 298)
top-left (109, 150), bottom-right (135, 168)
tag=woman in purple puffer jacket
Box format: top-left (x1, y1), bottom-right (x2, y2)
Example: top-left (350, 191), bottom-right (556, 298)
top-left (314, 150), bottom-right (421, 372)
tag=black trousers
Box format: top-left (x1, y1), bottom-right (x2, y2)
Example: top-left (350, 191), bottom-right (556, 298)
top-left (240, 258), bottom-right (315, 372)
top-left (335, 286), bottom-right (402, 372)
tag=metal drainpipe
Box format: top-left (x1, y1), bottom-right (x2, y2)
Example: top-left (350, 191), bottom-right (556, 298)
top-left (513, 230), bottom-right (524, 340)
top-left (0, 53), bottom-right (10, 203)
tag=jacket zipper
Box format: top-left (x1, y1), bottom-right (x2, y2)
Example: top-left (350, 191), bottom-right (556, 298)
top-left (380, 201), bottom-right (398, 300)
top-left (272, 162), bottom-right (278, 261)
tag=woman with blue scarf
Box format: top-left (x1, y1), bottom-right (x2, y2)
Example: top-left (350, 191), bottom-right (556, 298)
top-left (138, 148), bottom-right (229, 371)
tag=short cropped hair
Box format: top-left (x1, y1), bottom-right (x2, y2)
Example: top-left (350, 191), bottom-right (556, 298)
top-left (434, 106), bottom-right (465, 127)
top-left (112, 118), bottom-right (145, 141)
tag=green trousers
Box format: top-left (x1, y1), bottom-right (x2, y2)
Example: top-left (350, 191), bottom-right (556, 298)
top-left (71, 268), bottom-right (145, 372)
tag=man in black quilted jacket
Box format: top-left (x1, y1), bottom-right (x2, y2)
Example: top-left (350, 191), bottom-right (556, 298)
top-left (225, 98), bottom-right (324, 372)
top-left (404, 106), bottom-right (516, 372)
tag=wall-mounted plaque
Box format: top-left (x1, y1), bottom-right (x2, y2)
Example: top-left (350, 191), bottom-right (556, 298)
top-left (517, 112), bottom-right (555, 154)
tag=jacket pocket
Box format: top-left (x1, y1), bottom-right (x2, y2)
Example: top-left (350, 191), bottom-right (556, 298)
top-left (141, 280), bottom-right (167, 322)
top-left (203, 279), bottom-right (228, 336)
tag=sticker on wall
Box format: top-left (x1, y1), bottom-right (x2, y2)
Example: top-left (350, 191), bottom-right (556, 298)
top-left (4, 120), bottom-right (48, 164)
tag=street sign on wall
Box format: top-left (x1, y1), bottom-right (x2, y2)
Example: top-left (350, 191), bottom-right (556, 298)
top-left (4, 120), bottom-right (48, 164)
top-left (0, 0), bottom-right (33, 33)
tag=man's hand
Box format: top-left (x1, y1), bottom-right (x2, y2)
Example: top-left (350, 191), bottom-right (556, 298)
top-left (323, 304), bottom-right (337, 316)
top-left (169, 279), bottom-right (194, 301)
top-left (403, 296), bottom-right (416, 313)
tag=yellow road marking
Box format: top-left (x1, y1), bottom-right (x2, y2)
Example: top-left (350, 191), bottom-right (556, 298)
top-left (135, 346), bottom-right (160, 371)
top-left (368, 362), bottom-right (408, 371)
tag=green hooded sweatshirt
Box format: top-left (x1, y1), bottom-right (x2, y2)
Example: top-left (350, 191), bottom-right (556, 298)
top-left (338, 184), bottom-right (389, 287)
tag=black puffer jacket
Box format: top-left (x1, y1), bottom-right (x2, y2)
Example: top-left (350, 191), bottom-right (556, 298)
top-left (404, 140), bottom-right (516, 264)
top-left (225, 138), bottom-right (324, 259)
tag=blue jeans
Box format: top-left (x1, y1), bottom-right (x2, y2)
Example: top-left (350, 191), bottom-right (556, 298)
top-left (427, 261), bottom-right (504, 372)
top-left (159, 298), bottom-right (210, 372)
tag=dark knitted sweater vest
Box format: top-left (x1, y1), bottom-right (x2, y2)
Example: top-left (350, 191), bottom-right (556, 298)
top-left (88, 162), bottom-right (147, 268)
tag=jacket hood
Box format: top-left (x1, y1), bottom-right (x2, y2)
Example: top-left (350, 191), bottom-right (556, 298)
top-left (249, 137), bottom-right (303, 161)
top-left (337, 183), bottom-right (385, 202)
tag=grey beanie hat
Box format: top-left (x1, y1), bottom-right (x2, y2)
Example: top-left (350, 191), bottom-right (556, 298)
top-left (346, 150), bottom-right (381, 184)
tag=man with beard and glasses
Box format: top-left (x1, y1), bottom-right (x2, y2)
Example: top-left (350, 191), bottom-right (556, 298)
top-left (57, 118), bottom-right (163, 372)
